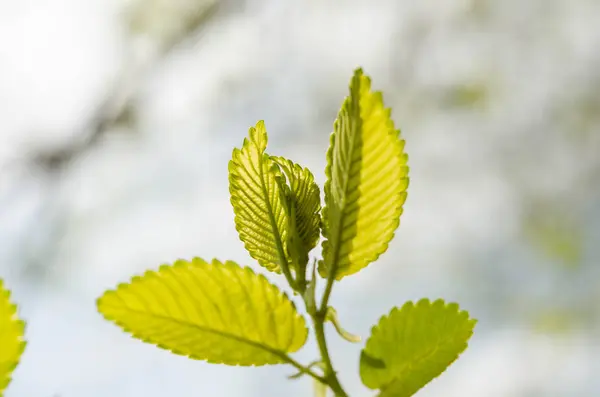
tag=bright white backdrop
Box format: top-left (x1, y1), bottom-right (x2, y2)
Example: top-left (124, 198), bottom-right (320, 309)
top-left (1, 0), bottom-right (599, 396)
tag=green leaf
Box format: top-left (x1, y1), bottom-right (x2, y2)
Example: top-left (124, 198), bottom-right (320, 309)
top-left (271, 156), bottom-right (321, 270)
top-left (0, 279), bottom-right (26, 395)
top-left (360, 299), bottom-right (476, 397)
top-left (320, 68), bottom-right (409, 280)
top-left (229, 121), bottom-right (290, 274)
top-left (97, 258), bottom-right (308, 366)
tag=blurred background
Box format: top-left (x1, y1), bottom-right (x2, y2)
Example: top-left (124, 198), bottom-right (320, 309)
top-left (1, 0), bottom-right (599, 396)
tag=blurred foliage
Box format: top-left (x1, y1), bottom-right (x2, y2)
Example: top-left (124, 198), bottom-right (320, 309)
top-left (442, 83), bottom-right (489, 110)
top-left (523, 201), bottom-right (583, 268)
top-left (127, 0), bottom-right (221, 50)
top-left (466, 0), bottom-right (492, 20)
top-left (532, 308), bottom-right (580, 334)
top-left (556, 94), bottom-right (600, 141)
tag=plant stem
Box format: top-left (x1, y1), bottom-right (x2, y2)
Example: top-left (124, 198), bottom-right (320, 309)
top-left (298, 260), bottom-right (348, 395)
top-left (301, 264), bottom-right (348, 397)
top-left (319, 274), bottom-right (336, 314)
top-left (311, 311), bottom-right (348, 397)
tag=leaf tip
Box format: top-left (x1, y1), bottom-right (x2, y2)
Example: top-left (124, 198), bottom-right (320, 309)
top-left (249, 120), bottom-right (268, 151)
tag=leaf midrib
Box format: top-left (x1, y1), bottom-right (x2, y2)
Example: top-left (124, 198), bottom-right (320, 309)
top-left (256, 154), bottom-right (293, 283)
top-left (329, 84), bottom-right (363, 278)
top-left (102, 304), bottom-right (298, 362)
top-left (374, 326), bottom-right (473, 396)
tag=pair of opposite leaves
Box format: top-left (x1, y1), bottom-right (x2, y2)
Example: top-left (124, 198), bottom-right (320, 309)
top-left (0, 69), bottom-right (475, 397)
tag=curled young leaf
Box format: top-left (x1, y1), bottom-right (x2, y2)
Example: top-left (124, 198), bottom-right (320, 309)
top-left (97, 258), bottom-right (308, 366)
top-left (320, 68), bottom-right (409, 280)
top-left (0, 279), bottom-right (26, 394)
top-left (272, 156), bottom-right (321, 280)
top-left (272, 157), bottom-right (321, 254)
top-left (325, 306), bottom-right (361, 343)
top-left (360, 299), bottom-right (476, 396)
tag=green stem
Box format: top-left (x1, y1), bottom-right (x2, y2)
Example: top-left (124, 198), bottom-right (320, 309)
top-left (311, 312), bottom-right (348, 397)
top-left (319, 274), bottom-right (335, 314)
top-left (301, 263), bottom-right (348, 397)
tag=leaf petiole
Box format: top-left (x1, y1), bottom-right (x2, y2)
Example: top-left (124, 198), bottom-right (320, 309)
top-left (279, 354), bottom-right (327, 384)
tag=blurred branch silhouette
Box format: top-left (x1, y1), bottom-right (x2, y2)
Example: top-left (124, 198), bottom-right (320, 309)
top-left (7, 0), bottom-right (246, 283)
top-left (33, 0), bottom-right (229, 172)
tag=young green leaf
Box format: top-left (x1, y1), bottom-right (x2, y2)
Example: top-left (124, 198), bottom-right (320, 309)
top-left (0, 279), bottom-right (26, 395)
top-left (360, 299), bottom-right (476, 397)
top-left (320, 68), bottom-right (409, 280)
top-left (229, 121), bottom-right (290, 274)
top-left (272, 156), bottom-right (321, 272)
top-left (324, 306), bottom-right (361, 343)
top-left (97, 258), bottom-right (308, 366)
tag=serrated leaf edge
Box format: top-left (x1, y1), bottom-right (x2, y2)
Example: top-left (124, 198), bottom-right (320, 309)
top-left (364, 298), bottom-right (476, 394)
top-left (0, 279), bottom-right (27, 394)
top-left (321, 68), bottom-right (410, 280)
top-left (228, 121), bottom-right (290, 274)
top-left (96, 258), bottom-right (308, 367)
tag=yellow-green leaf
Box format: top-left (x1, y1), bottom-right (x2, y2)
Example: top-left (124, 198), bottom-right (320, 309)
top-left (97, 258), bottom-right (308, 366)
top-left (360, 299), bottom-right (476, 397)
top-left (0, 279), bottom-right (26, 395)
top-left (272, 156), bottom-right (321, 264)
top-left (320, 68), bottom-right (409, 280)
top-left (229, 121), bottom-right (290, 274)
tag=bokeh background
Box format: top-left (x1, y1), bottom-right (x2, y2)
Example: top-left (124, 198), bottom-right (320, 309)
top-left (1, 0), bottom-right (599, 396)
